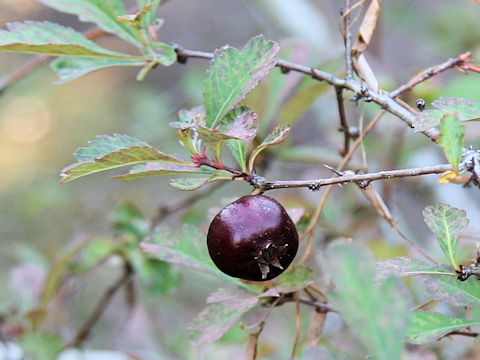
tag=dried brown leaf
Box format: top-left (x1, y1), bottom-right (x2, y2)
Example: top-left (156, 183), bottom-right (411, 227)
top-left (353, 0), bottom-right (382, 54)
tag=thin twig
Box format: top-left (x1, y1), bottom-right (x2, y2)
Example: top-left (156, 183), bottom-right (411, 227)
top-left (299, 110), bottom-right (386, 262)
top-left (261, 164), bottom-right (452, 191)
top-left (63, 262), bottom-right (133, 349)
top-left (390, 52), bottom-right (471, 98)
top-left (335, 87), bottom-right (351, 155)
top-left (290, 293), bottom-right (301, 360)
top-left (342, 0), bottom-right (354, 80)
top-left (175, 47), bottom-right (440, 141)
top-left (277, 295), bottom-right (336, 313)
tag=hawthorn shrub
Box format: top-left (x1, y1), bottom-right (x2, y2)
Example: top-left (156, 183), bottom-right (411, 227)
top-left (0, 1), bottom-right (480, 359)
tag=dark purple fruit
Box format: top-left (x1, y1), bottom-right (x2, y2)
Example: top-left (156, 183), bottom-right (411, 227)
top-left (207, 195), bottom-right (299, 281)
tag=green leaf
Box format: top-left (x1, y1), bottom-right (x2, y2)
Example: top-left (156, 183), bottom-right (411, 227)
top-left (189, 301), bottom-right (257, 345)
top-left (295, 214), bottom-right (312, 234)
top-left (406, 311), bottom-right (480, 344)
top-left (423, 203), bottom-right (469, 270)
top-left (20, 332), bottom-right (64, 360)
top-left (196, 127), bottom-right (240, 161)
top-left (248, 126), bottom-right (290, 172)
top-left (227, 140), bottom-right (247, 171)
top-left (207, 288), bottom-right (260, 309)
top-left (204, 35), bottom-right (279, 127)
top-left (112, 163), bottom-right (211, 181)
top-left (325, 242), bottom-right (410, 360)
top-left (169, 177), bottom-right (212, 191)
top-left (217, 106), bottom-right (258, 142)
top-left (126, 245), bottom-right (179, 295)
top-left (112, 203), bottom-right (149, 239)
top-left (198, 107), bottom-right (258, 160)
top-left (51, 57), bottom-right (147, 83)
top-left (168, 170), bottom-right (232, 191)
top-left (0, 21), bottom-right (143, 59)
top-left (74, 238), bottom-right (116, 272)
top-left (177, 128), bottom-right (198, 155)
top-left (423, 275), bottom-right (480, 308)
top-left (375, 257), bottom-right (454, 283)
top-left (141, 41), bottom-right (176, 65)
top-left (136, 0), bottom-right (162, 27)
top-left (437, 114), bottom-right (465, 172)
top-left (415, 97), bottom-right (480, 131)
top-left (141, 225), bottom-right (252, 289)
top-left (261, 265), bottom-right (314, 297)
top-left (61, 134), bottom-right (190, 183)
top-left (38, 0), bottom-right (140, 46)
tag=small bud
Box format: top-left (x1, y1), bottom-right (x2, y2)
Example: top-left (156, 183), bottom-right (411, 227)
top-left (348, 126), bottom-right (360, 138)
top-left (416, 98), bottom-right (426, 111)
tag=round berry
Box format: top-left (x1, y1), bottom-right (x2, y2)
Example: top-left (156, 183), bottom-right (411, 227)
top-left (207, 195), bottom-right (299, 281)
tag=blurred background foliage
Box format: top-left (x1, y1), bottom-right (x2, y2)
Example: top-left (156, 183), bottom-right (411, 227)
top-left (0, 0), bottom-right (479, 358)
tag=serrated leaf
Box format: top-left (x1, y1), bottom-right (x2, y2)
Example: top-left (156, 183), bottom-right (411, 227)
top-left (169, 177), bottom-right (211, 191)
top-left (261, 265), bottom-right (314, 297)
top-left (198, 106), bottom-right (258, 160)
top-left (0, 21), bottom-right (143, 60)
top-left (196, 127), bottom-right (239, 161)
top-left (248, 126), bottom-right (290, 172)
top-left (112, 162), bottom-right (210, 180)
top-left (434, 97), bottom-right (480, 118)
top-left (414, 109), bottom-right (445, 131)
top-left (136, 0), bottom-right (162, 27)
top-left (208, 170), bottom-right (234, 181)
top-left (438, 114), bottom-right (465, 172)
top-left (218, 106), bottom-right (258, 143)
top-left (204, 35), bottom-right (279, 128)
top-left (61, 134), bottom-right (189, 183)
top-left (325, 242), bottom-right (410, 360)
top-left (141, 41), bottom-right (176, 65)
top-left (375, 257), bottom-right (454, 283)
top-left (189, 301), bottom-right (257, 345)
top-left (406, 311), bottom-right (480, 344)
top-left (423, 275), bottom-right (480, 308)
top-left (141, 225), bottom-right (251, 289)
top-left (51, 57), bottom-right (146, 83)
top-left (415, 97), bottom-right (480, 131)
top-left (73, 134), bottom-right (149, 161)
top-left (207, 288), bottom-right (259, 310)
top-left (168, 170), bottom-right (232, 191)
top-left (423, 204), bottom-right (469, 270)
top-left (227, 140), bottom-right (247, 171)
top-left (38, 0), bottom-right (140, 46)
